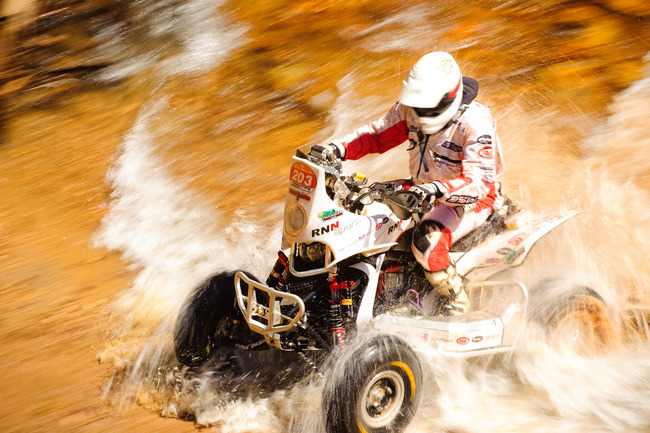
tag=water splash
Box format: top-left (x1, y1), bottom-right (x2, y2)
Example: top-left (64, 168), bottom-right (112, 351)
top-left (96, 0), bottom-right (246, 82)
top-left (92, 1), bottom-right (274, 415)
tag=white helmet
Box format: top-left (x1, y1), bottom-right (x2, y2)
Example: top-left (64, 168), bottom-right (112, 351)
top-left (399, 52), bottom-right (463, 134)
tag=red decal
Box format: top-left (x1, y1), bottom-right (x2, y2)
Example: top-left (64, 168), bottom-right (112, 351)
top-left (441, 177), bottom-right (473, 193)
top-left (448, 80), bottom-right (461, 98)
top-left (478, 145), bottom-right (493, 159)
top-left (290, 162), bottom-right (317, 189)
top-left (289, 188), bottom-right (311, 201)
top-left (456, 337), bottom-right (469, 345)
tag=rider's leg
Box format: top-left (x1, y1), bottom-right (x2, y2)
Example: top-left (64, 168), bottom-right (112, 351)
top-left (412, 220), bottom-right (468, 315)
top-left (411, 202), bottom-right (496, 315)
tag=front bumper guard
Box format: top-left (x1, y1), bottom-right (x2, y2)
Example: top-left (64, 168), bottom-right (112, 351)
top-left (234, 271), bottom-right (306, 349)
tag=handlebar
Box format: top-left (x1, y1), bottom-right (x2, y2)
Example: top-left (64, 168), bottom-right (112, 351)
top-left (298, 148), bottom-right (433, 218)
top-left (346, 180), bottom-right (433, 219)
top-left (305, 145), bottom-right (342, 170)
top-left (379, 187), bottom-right (434, 219)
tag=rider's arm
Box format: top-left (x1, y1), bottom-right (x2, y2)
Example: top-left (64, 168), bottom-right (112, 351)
top-left (334, 103), bottom-right (409, 161)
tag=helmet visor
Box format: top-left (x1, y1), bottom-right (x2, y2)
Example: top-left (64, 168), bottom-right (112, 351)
top-left (412, 99), bottom-right (455, 117)
top-left (411, 80), bottom-right (461, 117)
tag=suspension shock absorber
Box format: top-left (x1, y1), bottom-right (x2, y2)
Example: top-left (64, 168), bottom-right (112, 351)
top-left (266, 250), bottom-right (289, 289)
top-left (329, 276), bottom-right (346, 348)
top-left (340, 280), bottom-right (354, 323)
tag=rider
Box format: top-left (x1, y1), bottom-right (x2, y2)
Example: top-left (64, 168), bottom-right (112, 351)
top-left (313, 51), bottom-right (505, 315)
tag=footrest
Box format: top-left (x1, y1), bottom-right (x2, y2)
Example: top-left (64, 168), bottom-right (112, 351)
top-left (373, 280), bottom-right (527, 355)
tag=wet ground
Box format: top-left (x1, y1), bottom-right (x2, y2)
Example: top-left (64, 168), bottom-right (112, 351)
top-left (2, 1), bottom-right (650, 432)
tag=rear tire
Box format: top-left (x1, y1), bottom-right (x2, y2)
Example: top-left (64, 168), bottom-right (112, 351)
top-left (548, 293), bottom-right (617, 352)
top-left (323, 334), bottom-right (422, 433)
top-left (529, 278), bottom-right (618, 353)
top-left (173, 271), bottom-right (264, 367)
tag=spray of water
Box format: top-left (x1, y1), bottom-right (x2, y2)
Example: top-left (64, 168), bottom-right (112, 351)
top-left (93, 94), bottom-right (280, 405)
top-left (96, 0), bottom-right (246, 82)
top-left (92, 2), bottom-right (286, 424)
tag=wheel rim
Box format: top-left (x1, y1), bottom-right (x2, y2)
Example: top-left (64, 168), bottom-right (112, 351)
top-left (552, 295), bottom-right (617, 352)
top-left (358, 369), bottom-right (406, 429)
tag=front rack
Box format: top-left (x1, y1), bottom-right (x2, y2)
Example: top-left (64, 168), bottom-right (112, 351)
top-left (234, 271), bottom-right (306, 348)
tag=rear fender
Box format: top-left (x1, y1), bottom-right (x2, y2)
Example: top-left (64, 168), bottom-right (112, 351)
top-left (455, 211), bottom-right (580, 278)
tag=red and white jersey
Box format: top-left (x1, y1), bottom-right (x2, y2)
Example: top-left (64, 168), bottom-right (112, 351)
top-left (336, 101), bottom-right (504, 209)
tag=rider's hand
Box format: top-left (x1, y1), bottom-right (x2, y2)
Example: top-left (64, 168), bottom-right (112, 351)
top-left (411, 183), bottom-right (442, 205)
top-left (309, 142), bottom-right (342, 161)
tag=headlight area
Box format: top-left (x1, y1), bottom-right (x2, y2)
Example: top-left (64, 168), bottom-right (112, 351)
top-left (298, 242), bottom-right (326, 263)
top-left (284, 202), bottom-right (306, 237)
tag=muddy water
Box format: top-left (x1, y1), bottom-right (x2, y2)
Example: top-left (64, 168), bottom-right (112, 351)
top-left (2, 1), bottom-right (650, 432)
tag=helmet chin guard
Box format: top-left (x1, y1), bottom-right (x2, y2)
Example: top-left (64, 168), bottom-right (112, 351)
top-left (399, 51), bottom-right (464, 134)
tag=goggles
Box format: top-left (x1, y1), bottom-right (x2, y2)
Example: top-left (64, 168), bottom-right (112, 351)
top-left (411, 80), bottom-right (461, 118)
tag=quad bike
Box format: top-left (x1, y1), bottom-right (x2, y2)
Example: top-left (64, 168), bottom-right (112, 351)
top-left (173, 147), bottom-right (617, 433)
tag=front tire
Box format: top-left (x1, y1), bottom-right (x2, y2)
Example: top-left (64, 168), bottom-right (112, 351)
top-left (173, 271), bottom-right (264, 367)
top-left (323, 334), bottom-right (422, 433)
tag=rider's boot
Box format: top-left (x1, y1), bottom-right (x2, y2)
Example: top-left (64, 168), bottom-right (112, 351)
top-left (441, 286), bottom-right (469, 316)
top-left (424, 263), bottom-right (469, 316)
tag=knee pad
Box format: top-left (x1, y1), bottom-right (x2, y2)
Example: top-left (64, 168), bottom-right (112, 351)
top-left (412, 221), bottom-right (444, 254)
top-left (411, 221), bottom-right (452, 271)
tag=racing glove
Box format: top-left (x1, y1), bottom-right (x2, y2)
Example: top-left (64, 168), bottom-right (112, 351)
top-left (411, 182), bottom-right (443, 205)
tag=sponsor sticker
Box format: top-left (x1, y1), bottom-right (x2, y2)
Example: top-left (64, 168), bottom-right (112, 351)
top-left (440, 59), bottom-right (453, 74)
top-left (313, 219), bottom-right (363, 238)
top-left (478, 145), bottom-right (493, 159)
top-left (442, 141), bottom-right (462, 152)
top-left (290, 162), bottom-right (317, 191)
top-left (505, 246), bottom-right (525, 264)
top-left (447, 195), bottom-right (478, 204)
top-left (289, 188), bottom-right (311, 201)
top-left (312, 221), bottom-right (340, 237)
top-left (375, 216), bottom-right (390, 230)
top-left (318, 209), bottom-right (343, 221)
top-left (387, 222), bottom-right (400, 235)
top-left (456, 337), bottom-right (469, 345)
